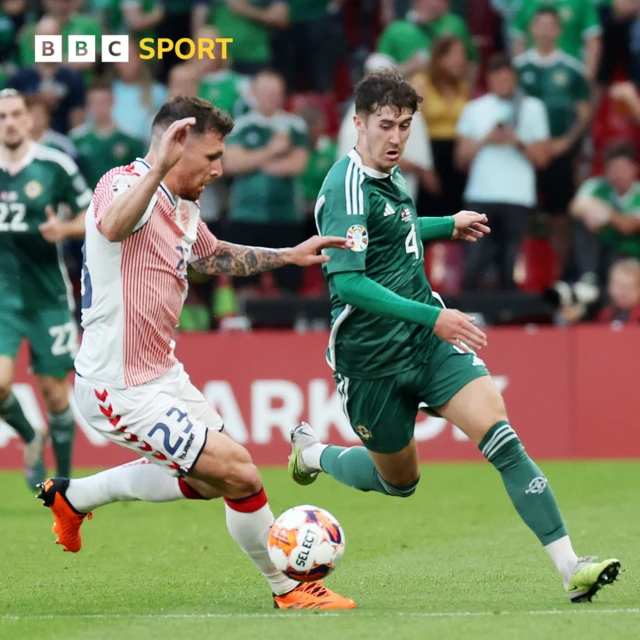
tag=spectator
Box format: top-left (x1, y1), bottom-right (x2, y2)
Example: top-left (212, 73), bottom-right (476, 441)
top-left (193, 0), bottom-right (289, 76)
top-left (412, 35), bottom-right (469, 216)
top-left (596, 258), bottom-right (640, 323)
top-left (298, 103), bottom-right (336, 217)
top-left (194, 25), bottom-right (252, 116)
top-left (111, 39), bottom-right (167, 142)
top-left (456, 54), bottom-right (550, 291)
top-left (167, 62), bottom-right (200, 98)
top-left (19, 0), bottom-right (102, 72)
top-left (271, 0), bottom-right (345, 94)
top-left (108, 0), bottom-right (165, 41)
top-left (514, 7), bottom-right (592, 267)
top-left (337, 53), bottom-right (435, 205)
top-left (9, 16), bottom-right (86, 134)
top-left (223, 70), bottom-right (309, 293)
top-left (376, 0), bottom-right (478, 78)
top-left (28, 96), bottom-right (78, 158)
top-left (570, 141), bottom-right (640, 283)
top-left (0, 0), bottom-right (29, 68)
top-left (510, 0), bottom-right (602, 81)
top-left (153, 0), bottom-right (198, 81)
top-left (609, 80), bottom-right (640, 124)
top-left (597, 0), bottom-right (637, 86)
top-left (490, 0), bottom-right (523, 54)
top-left (70, 81), bottom-right (146, 189)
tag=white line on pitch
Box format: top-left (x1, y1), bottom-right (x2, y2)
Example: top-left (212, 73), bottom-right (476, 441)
top-left (1, 609), bottom-right (639, 621)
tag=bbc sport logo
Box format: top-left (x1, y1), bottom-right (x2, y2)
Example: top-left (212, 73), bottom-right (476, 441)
top-left (34, 35), bottom-right (233, 63)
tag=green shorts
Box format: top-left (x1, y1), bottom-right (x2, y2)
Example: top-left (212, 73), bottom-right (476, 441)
top-left (335, 338), bottom-right (490, 454)
top-left (0, 307), bottom-right (78, 377)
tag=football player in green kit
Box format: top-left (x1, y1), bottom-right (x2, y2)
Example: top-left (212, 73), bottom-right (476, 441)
top-left (288, 71), bottom-right (621, 603)
top-left (0, 89), bottom-right (92, 489)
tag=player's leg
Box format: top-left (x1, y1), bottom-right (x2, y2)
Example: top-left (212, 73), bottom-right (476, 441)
top-left (0, 311), bottom-right (46, 489)
top-left (289, 371), bottom-right (421, 498)
top-left (28, 308), bottom-right (78, 477)
top-left (429, 347), bottom-right (620, 601)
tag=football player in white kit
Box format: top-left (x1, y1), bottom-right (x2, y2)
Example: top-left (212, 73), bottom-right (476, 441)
top-left (36, 96), bottom-right (356, 610)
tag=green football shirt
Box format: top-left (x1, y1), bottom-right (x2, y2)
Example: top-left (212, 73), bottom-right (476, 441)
top-left (0, 143), bottom-right (92, 312)
top-left (514, 49), bottom-right (590, 137)
top-left (510, 0), bottom-right (601, 60)
top-left (227, 111), bottom-right (308, 223)
top-left (300, 134), bottom-right (337, 204)
top-left (576, 177), bottom-right (640, 258)
top-left (197, 70), bottom-right (251, 116)
top-left (377, 12), bottom-right (479, 64)
top-left (316, 150), bottom-right (443, 379)
top-left (70, 124), bottom-right (146, 189)
top-left (288, 0), bottom-right (330, 22)
top-left (211, 1), bottom-right (274, 64)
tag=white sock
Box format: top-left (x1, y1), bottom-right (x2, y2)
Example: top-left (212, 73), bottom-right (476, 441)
top-left (545, 535), bottom-right (580, 585)
top-left (66, 459), bottom-right (185, 512)
top-left (224, 491), bottom-right (299, 596)
top-left (301, 442), bottom-right (328, 472)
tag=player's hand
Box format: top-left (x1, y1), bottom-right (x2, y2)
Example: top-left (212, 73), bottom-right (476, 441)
top-left (285, 235), bottom-right (354, 266)
top-left (433, 309), bottom-right (487, 352)
top-left (38, 205), bottom-right (67, 243)
top-left (156, 117), bottom-right (195, 175)
top-left (451, 210), bottom-right (490, 242)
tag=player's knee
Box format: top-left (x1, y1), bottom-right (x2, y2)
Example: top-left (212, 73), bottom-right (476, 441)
top-left (377, 473), bottom-right (420, 498)
top-left (0, 381), bottom-right (12, 405)
top-left (39, 380), bottom-right (69, 414)
top-left (216, 443), bottom-right (262, 498)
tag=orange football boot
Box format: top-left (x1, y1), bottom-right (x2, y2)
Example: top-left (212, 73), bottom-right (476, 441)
top-left (37, 478), bottom-right (92, 553)
top-left (273, 582), bottom-right (356, 610)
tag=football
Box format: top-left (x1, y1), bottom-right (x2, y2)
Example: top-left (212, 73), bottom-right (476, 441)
top-left (268, 505), bottom-right (346, 582)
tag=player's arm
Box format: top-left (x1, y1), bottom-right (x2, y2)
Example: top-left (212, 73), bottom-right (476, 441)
top-left (191, 237), bottom-right (352, 275)
top-left (419, 211), bottom-right (490, 243)
top-left (100, 118), bottom-right (193, 242)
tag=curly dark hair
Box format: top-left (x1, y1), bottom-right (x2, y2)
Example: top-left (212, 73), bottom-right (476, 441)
top-left (151, 96), bottom-right (234, 138)
top-left (354, 70), bottom-right (422, 118)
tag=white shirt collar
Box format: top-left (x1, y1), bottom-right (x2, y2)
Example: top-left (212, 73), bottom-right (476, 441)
top-left (0, 140), bottom-right (36, 176)
top-left (529, 49), bottom-right (561, 66)
top-left (135, 157), bottom-right (177, 207)
top-left (348, 148), bottom-right (394, 180)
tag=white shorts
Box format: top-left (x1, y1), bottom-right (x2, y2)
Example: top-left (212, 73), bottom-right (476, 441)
top-left (75, 363), bottom-right (223, 477)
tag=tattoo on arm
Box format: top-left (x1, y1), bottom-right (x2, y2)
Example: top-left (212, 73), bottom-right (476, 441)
top-left (192, 240), bottom-right (289, 276)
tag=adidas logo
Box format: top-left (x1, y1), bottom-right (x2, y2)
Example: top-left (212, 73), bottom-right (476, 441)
top-left (384, 203), bottom-right (395, 217)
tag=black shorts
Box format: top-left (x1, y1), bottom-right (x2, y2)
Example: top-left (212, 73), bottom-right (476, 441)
top-left (537, 149), bottom-right (577, 215)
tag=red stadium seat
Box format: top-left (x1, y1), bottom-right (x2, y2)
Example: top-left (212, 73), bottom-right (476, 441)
top-left (515, 237), bottom-right (560, 293)
top-left (424, 241), bottom-right (464, 294)
top-left (288, 92), bottom-right (340, 137)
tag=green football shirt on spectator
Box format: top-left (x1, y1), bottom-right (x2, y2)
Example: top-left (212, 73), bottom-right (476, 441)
top-left (510, 0), bottom-right (601, 60)
top-left (377, 11), bottom-right (479, 64)
top-left (288, 0), bottom-right (330, 22)
top-left (577, 178), bottom-right (640, 258)
top-left (300, 134), bottom-right (336, 203)
top-left (70, 123), bottom-right (146, 189)
top-left (227, 111), bottom-right (308, 223)
top-left (197, 69), bottom-right (250, 116)
top-left (211, 1), bottom-right (276, 64)
top-left (514, 49), bottom-right (590, 137)
top-left (108, 0), bottom-right (158, 41)
top-left (20, 15), bottom-right (102, 66)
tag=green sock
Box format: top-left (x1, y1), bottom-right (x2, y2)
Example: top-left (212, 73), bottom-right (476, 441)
top-left (320, 445), bottom-right (418, 497)
top-left (480, 421), bottom-right (567, 545)
top-left (0, 392), bottom-right (36, 444)
top-left (48, 407), bottom-right (75, 477)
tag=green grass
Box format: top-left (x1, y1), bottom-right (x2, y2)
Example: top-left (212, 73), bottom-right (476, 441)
top-left (1, 461), bottom-right (638, 640)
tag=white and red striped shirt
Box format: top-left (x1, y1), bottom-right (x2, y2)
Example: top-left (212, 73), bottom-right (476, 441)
top-left (75, 158), bottom-right (218, 388)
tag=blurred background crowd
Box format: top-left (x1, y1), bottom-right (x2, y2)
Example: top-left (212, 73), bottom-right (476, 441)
top-left (4, 0), bottom-right (640, 330)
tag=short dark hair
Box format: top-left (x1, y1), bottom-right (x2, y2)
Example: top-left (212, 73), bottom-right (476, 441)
top-left (533, 6), bottom-right (561, 23)
top-left (151, 96), bottom-right (234, 139)
top-left (487, 53), bottom-right (514, 75)
top-left (604, 140), bottom-right (637, 165)
top-left (354, 70), bottom-right (422, 117)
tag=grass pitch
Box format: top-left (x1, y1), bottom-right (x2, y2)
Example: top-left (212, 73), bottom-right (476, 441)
top-left (1, 461), bottom-right (638, 639)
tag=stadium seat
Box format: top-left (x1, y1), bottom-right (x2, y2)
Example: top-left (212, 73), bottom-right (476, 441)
top-left (288, 92), bottom-right (341, 138)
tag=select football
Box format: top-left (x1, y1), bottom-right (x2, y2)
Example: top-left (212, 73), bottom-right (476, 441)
top-left (268, 505), bottom-right (346, 582)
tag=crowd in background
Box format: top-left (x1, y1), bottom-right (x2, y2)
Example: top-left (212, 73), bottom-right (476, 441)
top-left (3, 0), bottom-right (640, 328)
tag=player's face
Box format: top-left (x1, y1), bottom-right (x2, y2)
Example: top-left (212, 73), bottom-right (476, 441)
top-left (531, 15), bottom-right (561, 48)
top-left (608, 268), bottom-right (640, 310)
top-left (357, 106), bottom-right (413, 173)
top-left (171, 130), bottom-right (225, 201)
top-left (606, 157), bottom-right (637, 194)
top-left (0, 96), bottom-right (32, 150)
